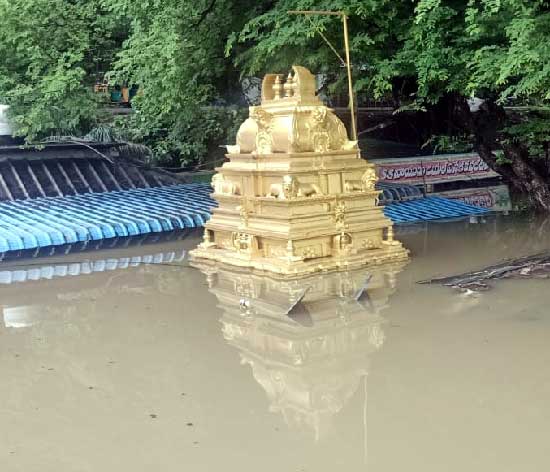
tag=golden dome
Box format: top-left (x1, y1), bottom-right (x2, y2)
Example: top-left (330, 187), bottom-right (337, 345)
top-left (232, 66), bottom-right (358, 155)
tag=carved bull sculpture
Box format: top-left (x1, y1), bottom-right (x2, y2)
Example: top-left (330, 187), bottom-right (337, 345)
top-left (267, 175), bottom-right (322, 199)
top-left (344, 180), bottom-right (363, 193)
top-left (297, 181), bottom-right (322, 197)
top-left (344, 167), bottom-right (378, 193)
top-left (212, 173), bottom-right (241, 196)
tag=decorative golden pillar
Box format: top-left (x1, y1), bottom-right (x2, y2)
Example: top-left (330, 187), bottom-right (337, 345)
top-left (190, 66), bottom-right (408, 277)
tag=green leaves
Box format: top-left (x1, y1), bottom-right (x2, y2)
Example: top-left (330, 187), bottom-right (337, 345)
top-left (1, 0), bottom-right (549, 168)
top-left (229, 0), bottom-right (550, 109)
top-left (101, 0), bottom-right (262, 166)
top-left (0, 0), bottom-right (124, 140)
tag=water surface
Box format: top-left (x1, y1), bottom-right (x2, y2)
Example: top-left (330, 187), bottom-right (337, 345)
top-left (1, 215), bottom-right (549, 472)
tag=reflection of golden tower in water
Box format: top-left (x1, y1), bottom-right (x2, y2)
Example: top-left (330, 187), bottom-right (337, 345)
top-left (193, 260), bottom-right (405, 440)
top-left (190, 66), bottom-right (408, 277)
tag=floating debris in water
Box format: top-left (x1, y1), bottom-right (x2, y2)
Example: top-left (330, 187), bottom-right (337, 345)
top-left (419, 252), bottom-right (550, 291)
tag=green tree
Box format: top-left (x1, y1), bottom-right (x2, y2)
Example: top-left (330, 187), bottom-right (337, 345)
top-left (0, 0), bottom-right (125, 139)
top-left (104, 0), bottom-right (265, 167)
top-left (2, 0), bottom-right (550, 210)
top-left (230, 0), bottom-right (550, 210)
top-left (0, 0), bottom-right (254, 167)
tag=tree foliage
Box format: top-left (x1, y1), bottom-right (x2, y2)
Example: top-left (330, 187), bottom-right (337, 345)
top-left (229, 0), bottom-right (550, 209)
top-left (1, 0), bottom-right (550, 207)
top-left (229, 0), bottom-right (550, 103)
top-left (0, 0), bottom-right (125, 139)
top-left (0, 0), bottom-right (256, 165)
top-left (102, 0), bottom-right (262, 166)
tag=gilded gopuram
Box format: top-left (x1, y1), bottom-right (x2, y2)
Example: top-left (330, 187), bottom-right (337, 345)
top-left (190, 66), bottom-right (408, 277)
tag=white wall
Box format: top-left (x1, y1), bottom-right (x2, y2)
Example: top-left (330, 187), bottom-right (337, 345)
top-left (0, 104), bottom-right (12, 136)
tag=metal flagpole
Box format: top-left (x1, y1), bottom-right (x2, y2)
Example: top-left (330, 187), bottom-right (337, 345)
top-left (288, 10), bottom-right (358, 142)
top-left (342, 13), bottom-right (357, 142)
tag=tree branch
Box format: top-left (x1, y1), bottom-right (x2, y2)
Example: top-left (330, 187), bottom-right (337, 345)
top-left (357, 120), bottom-right (395, 137)
top-left (193, 0), bottom-right (217, 27)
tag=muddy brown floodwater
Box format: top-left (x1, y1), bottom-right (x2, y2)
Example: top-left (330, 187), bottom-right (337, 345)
top-left (1, 214), bottom-right (550, 472)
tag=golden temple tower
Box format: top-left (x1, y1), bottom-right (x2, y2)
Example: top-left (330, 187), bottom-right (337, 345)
top-left (190, 66), bottom-right (408, 277)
